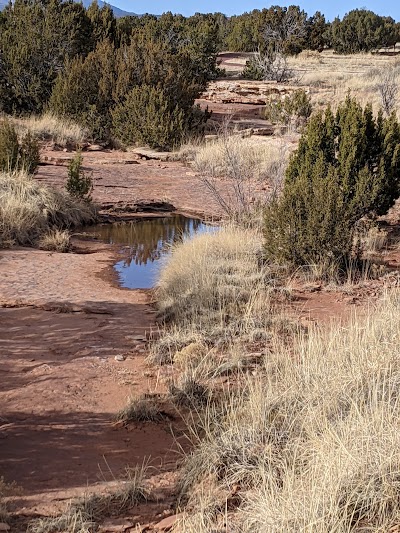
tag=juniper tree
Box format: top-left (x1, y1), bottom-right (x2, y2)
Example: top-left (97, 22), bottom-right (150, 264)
top-left (264, 96), bottom-right (400, 271)
top-left (0, 0), bottom-right (92, 114)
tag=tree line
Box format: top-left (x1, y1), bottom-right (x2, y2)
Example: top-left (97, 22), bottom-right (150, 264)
top-left (0, 1), bottom-right (220, 147)
top-left (0, 1), bottom-right (398, 148)
top-left (221, 7), bottom-right (399, 54)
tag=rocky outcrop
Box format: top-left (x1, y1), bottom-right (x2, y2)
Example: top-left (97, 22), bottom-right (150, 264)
top-left (201, 80), bottom-right (300, 105)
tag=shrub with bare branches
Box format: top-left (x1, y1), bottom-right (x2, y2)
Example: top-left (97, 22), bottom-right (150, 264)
top-left (377, 69), bottom-right (398, 116)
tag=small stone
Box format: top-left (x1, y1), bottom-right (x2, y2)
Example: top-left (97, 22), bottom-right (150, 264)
top-left (154, 513), bottom-right (183, 531)
top-left (87, 144), bottom-right (103, 151)
top-left (98, 518), bottom-right (133, 532)
top-left (130, 334), bottom-right (146, 341)
top-left (114, 354), bottom-right (125, 362)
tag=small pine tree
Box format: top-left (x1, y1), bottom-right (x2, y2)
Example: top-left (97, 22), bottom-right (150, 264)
top-left (264, 96), bottom-right (400, 272)
top-left (66, 152), bottom-right (93, 201)
top-left (265, 89), bottom-right (312, 129)
top-left (242, 57), bottom-right (265, 80)
top-left (112, 85), bottom-right (190, 151)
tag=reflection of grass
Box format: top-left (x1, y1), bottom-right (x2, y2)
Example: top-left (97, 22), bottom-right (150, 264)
top-left (95, 216), bottom-right (204, 266)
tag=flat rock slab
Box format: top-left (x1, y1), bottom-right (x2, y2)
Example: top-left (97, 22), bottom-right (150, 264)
top-left (130, 148), bottom-right (178, 161)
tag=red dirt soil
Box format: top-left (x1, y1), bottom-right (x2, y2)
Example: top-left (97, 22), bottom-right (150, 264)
top-left (1, 143), bottom-right (400, 530)
top-left (0, 242), bottom-right (183, 529)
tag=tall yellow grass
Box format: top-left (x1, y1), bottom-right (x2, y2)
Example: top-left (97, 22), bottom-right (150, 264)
top-left (150, 226), bottom-right (288, 365)
top-left (289, 51), bottom-right (400, 113)
top-left (0, 170), bottom-right (96, 247)
top-left (174, 292), bottom-right (400, 532)
top-left (12, 113), bottom-right (88, 148)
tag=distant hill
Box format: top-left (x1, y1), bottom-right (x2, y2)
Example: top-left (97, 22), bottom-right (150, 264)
top-left (0, 0), bottom-right (144, 18)
top-left (81, 0), bottom-right (141, 18)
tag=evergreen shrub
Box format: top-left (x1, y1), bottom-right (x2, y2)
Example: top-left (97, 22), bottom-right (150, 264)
top-left (264, 96), bottom-right (400, 272)
top-left (66, 152), bottom-right (93, 201)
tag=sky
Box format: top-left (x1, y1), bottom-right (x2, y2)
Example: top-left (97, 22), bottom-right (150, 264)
top-left (113, 0), bottom-right (400, 21)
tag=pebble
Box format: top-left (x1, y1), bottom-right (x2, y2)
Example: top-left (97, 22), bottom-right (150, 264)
top-left (114, 354), bottom-right (125, 362)
top-left (126, 334), bottom-right (146, 342)
top-left (154, 513), bottom-right (183, 531)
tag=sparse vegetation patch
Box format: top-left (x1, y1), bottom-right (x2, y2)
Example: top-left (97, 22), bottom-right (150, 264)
top-left (175, 294), bottom-right (400, 531)
top-left (0, 120), bottom-right (40, 174)
top-left (28, 465), bottom-right (149, 533)
top-left (0, 170), bottom-right (96, 248)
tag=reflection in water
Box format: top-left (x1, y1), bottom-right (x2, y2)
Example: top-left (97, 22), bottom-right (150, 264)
top-left (86, 215), bottom-right (217, 289)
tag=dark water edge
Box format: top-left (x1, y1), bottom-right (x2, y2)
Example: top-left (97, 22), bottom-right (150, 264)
top-left (84, 215), bottom-right (218, 289)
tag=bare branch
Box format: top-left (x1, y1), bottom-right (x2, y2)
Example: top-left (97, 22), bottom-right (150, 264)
top-left (377, 70), bottom-right (398, 116)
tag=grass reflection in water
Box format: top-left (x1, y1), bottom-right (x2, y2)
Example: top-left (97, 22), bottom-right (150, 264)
top-left (86, 215), bottom-right (216, 288)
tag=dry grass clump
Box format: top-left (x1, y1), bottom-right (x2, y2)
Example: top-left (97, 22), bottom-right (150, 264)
top-left (174, 293), bottom-right (400, 531)
top-left (116, 394), bottom-right (165, 423)
top-left (179, 135), bottom-right (291, 218)
top-left (28, 465), bottom-right (149, 533)
top-left (150, 226), bottom-right (283, 365)
top-left (289, 51), bottom-right (400, 113)
top-left (296, 49), bottom-right (323, 62)
top-left (189, 136), bottom-right (289, 182)
top-left (359, 224), bottom-right (388, 256)
top-left (0, 170), bottom-right (96, 247)
top-left (13, 113), bottom-right (88, 148)
top-left (168, 372), bottom-right (210, 409)
top-left (38, 228), bottom-right (71, 252)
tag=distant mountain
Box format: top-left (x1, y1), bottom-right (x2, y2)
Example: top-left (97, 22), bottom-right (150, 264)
top-left (81, 0), bottom-right (141, 18)
top-left (0, 0), bottom-right (144, 18)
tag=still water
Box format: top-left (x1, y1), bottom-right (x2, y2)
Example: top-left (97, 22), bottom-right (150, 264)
top-left (85, 215), bottom-right (217, 289)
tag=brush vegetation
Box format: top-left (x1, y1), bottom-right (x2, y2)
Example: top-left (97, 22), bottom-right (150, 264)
top-left (264, 95), bottom-right (400, 274)
top-left (0, 170), bottom-right (96, 247)
top-left (150, 225), bottom-right (294, 392)
top-left (181, 136), bottom-right (290, 218)
top-left (0, 120), bottom-right (40, 174)
top-left (13, 114), bottom-right (89, 149)
top-left (151, 227), bottom-right (277, 364)
top-left (174, 293), bottom-right (400, 532)
top-left (116, 394), bottom-right (165, 423)
top-left (28, 464), bottom-right (149, 533)
top-left (38, 229), bottom-right (71, 252)
top-left (66, 152), bottom-right (93, 202)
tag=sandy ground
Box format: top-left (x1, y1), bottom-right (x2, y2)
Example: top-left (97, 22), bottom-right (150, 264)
top-left (0, 242), bottom-right (185, 528)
